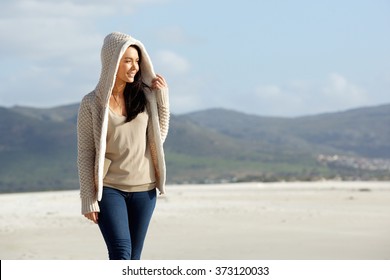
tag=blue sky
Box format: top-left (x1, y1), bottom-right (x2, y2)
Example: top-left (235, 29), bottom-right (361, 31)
top-left (0, 0), bottom-right (389, 116)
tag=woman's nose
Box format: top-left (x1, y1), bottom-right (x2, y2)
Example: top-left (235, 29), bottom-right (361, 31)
top-left (131, 63), bottom-right (139, 71)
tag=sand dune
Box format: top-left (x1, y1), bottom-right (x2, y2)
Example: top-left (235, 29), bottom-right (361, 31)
top-left (1, 181), bottom-right (389, 260)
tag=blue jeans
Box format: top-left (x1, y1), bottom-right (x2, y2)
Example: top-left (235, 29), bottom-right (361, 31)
top-left (98, 187), bottom-right (157, 260)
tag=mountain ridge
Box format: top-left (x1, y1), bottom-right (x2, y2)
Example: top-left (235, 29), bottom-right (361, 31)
top-left (0, 102), bottom-right (389, 192)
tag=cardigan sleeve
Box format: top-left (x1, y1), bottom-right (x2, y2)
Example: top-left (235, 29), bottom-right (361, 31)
top-left (156, 87), bottom-right (170, 143)
top-left (77, 95), bottom-right (100, 214)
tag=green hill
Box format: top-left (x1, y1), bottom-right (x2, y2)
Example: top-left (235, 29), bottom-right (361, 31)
top-left (0, 106), bottom-right (77, 192)
top-left (0, 103), bottom-right (389, 192)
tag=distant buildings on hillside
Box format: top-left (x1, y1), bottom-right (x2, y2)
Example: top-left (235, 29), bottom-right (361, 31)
top-left (317, 154), bottom-right (390, 171)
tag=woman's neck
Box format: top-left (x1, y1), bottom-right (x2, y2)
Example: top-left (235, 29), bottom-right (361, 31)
top-left (112, 79), bottom-right (126, 97)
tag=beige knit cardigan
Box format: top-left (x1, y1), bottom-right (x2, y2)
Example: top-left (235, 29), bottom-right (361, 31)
top-left (77, 32), bottom-right (170, 214)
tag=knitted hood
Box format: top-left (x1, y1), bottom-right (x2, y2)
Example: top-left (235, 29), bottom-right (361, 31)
top-left (95, 32), bottom-right (156, 105)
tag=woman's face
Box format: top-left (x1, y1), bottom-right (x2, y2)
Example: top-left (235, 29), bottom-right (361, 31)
top-left (116, 46), bottom-right (139, 84)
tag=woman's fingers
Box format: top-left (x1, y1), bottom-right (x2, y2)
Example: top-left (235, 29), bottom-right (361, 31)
top-left (84, 212), bottom-right (98, 224)
top-left (152, 74), bottom-right (168, 89)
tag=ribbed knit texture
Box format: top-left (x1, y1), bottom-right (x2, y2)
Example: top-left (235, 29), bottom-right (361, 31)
top-left (77, 32), bottom-right (170, 214)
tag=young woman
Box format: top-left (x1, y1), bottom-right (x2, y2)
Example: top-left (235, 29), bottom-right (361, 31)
top-left (77, 32), bottom-right (170, 260)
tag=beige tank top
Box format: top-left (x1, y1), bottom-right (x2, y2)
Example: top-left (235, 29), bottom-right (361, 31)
top-left (103, 107), bottom-right (156, 192)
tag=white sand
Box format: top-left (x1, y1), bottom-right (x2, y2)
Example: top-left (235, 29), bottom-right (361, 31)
top-left (0, 181), bottom-right (389, 260)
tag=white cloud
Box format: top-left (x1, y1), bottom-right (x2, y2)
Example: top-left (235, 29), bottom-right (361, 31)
top-left (0, 18), bottom-right (102, 60)
top-left (154, 50), bottom-right (191, 75)
top-left (0, 0), bottom-right (171, 59)
top-left (321, 73), bottom-right (368, 105)
top-left (252, 73), bottom-right (370, 116)
top-left (0, 0), bottom-right (168, 107)
top-left (0, 0), bottom-right (137, 59)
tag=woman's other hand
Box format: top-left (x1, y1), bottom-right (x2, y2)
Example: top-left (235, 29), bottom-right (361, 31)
top-left (84, 212), bottom-right (99, 224)
top-left (152, 74), bottom-right (168, 90)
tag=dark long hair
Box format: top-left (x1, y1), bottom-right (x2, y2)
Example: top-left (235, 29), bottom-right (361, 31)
top-left (123, 44), bottom-right (150, 122)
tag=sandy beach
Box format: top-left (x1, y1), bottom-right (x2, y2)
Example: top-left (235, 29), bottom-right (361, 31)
top-left (0, 181), bottom-right (389, 260)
